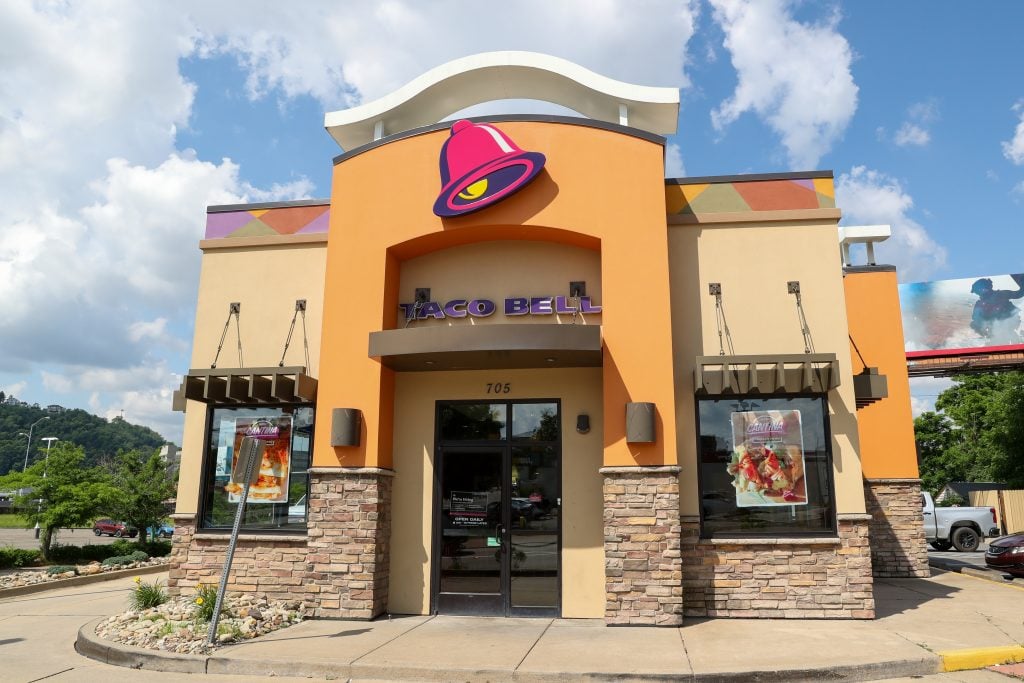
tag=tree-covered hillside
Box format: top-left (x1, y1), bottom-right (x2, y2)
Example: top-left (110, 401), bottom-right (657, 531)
top-left (0, 403), bottom-right (168, 475)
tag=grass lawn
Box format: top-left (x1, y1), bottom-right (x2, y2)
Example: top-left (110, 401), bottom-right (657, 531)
top-left (0, 514), bottom-right (30, 529)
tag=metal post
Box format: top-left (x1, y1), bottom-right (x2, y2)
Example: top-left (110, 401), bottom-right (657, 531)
top-left (206, 438), bottom-right (261, 647)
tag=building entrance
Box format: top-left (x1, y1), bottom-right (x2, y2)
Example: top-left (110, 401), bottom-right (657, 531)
top-left (432, 400), bottom-right (561, 617)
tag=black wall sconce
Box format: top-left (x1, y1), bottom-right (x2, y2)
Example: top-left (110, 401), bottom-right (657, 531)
top-left (625, 402), bottom-right (656, 443)
top-left (576, 414), bottom-right (591, 434)
top-left (331, 408), bottom-right (361, 447)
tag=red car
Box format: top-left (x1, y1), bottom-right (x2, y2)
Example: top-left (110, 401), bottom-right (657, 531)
top-left (985, 532), bottom-right (1024, 577)
top-left (92, 518), bottom-right (138, 538)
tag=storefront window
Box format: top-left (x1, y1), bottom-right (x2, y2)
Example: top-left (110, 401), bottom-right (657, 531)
top-left (199, 405), bottom-right (313, 532)
top-left (439, 403), bottom-right (507, 440)
top-left (697, 396), bottom-right (835, 537)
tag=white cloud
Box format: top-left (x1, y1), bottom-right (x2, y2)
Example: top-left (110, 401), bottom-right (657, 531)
top-left (187, 0), bottom-right (699, 108)
top-left (894, 123), bottom-right (930, 147)
top-left (836, 166), bottom-right (947, 281)
top-left (909, 376), bottom-right (954, 417)
top-left (708, 0), bottom-right (858, 169)
top-left (3, 382), bottom-right (28, 399)
top-left (1003, 101), bottom-right (1024, 165)
top-left (665, 144), bottom-right (686, 177)
top-left (0, 1), bottom-right (700, 441)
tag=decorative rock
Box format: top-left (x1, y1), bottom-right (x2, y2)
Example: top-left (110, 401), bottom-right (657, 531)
top-left (94, 591), bottom-right (308, 653)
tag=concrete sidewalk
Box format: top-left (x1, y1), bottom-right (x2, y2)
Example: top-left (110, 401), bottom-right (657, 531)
top-left (73, 568), bottom-right (1024, 682)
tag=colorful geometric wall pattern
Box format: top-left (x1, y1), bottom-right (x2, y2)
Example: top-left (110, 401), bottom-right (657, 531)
top-left (205, 203), bottom-right (330, 240)
top-left (665, 176), bottom-right (835, 216)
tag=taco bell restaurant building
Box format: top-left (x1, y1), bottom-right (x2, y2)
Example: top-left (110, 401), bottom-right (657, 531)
top-left (169, 52), bottom-right (928, 625)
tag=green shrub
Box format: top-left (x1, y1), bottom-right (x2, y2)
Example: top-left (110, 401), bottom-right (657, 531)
top-left (137, 540), bottom-right (172, 557)
top-left (49, 543), bottom-right (121, 564)
top-left (100, 555), bottom-right (134, 568)
top-left (45, 565), bottom-right (78, 576)
top-left (128, 550), bottom-right (149, 562)
top-left (129, 577), bottom-right (168, 610)
top-left (193, 583), bottom-right (220, 622)
top-left (109, 539), bottom-right (137, 556)
top-left (0, 546), bottom-right (41, 569)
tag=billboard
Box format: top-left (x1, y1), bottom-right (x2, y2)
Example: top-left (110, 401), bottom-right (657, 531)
top-left (900, 273), bottom-right (1024, 357)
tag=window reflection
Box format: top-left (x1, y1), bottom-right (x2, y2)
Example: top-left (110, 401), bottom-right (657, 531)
top-left (512, 403), bottom-right (559, 441)
top-left (439, 403), bottom-right (507, 441)
top-left (698, 396), bottom-right (834, 537)
top-left (201, 405), bottom-right (313, 532)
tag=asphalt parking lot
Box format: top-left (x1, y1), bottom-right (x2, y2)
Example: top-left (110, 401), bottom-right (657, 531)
top-left (0, 527), bottom-right (124, 550)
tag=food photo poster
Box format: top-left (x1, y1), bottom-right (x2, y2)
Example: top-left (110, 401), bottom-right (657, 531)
top-left (225, 416), bottom-right (293, 504)
top-left (728, 410), bottom-right (807, 507)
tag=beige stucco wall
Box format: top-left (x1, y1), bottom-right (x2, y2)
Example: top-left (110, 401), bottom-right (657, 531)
top-left (398, 240), bottom-right (602, 327)
top-left (668, 220), bottom-right (866, 517)
top-left (389, 367), bottom-right (604, 617)
top-left (174, 241), bottom-right (327, 514)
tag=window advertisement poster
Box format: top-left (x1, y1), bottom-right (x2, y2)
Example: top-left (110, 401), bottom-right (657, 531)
top-left (728, 410), bottom-right (807, 507)
top-left (449, 491), bottom-right (488, 527)
top-left (900, 273), bottom-right (1024, 355)
top-left (225, 416), bottom-right (292, 504)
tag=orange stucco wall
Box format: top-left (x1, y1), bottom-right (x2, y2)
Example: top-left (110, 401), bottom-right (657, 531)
top-left (313, 121), bottom-right (677, 468)
top-left (844, 269), bottom-right (919, 479)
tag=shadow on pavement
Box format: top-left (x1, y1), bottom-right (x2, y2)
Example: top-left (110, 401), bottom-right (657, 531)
top-left (873, 576), bottom-right (960, 619)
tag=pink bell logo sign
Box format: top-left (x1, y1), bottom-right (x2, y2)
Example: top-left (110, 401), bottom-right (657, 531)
top-left (433, 120), bottom-right (546, 217)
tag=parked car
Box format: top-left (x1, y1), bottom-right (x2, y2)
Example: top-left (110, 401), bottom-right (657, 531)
top-left (147, 522), bottom-right (174, 538)
top-left (92, 518), bottom-right (138, 538)
top-left (985, 532), bottom-right (1024, 577)
top-left (922, 491), bottom-right (1000, 552)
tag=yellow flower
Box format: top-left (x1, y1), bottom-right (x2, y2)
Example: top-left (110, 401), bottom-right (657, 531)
top-left (195, 597), bottom-right (204, 605)
top-left (133, 576), bottom-right (141, 584)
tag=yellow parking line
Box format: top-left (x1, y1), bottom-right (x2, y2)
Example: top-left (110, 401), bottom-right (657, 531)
top-left (954, 570), bottom-right (1024, 592)
top-left (940, 645), bottom-right (1024, 672)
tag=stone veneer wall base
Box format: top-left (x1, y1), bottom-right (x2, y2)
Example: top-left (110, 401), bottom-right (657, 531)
top-left (601, 466), bottom-right (683, 626)
top-left (863, 478), bottom-right (930, 578)
top-left (167, 467), bottom-right (393, 619)
top-left (680, 514), bottom-right (875, 619)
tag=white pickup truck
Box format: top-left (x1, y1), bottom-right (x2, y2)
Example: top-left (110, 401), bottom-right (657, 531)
top-left (922, 491), bottom-right (1001, 552)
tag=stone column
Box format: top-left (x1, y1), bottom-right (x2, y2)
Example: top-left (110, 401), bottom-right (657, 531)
top-left (601, 465), bottom-right (682, 626)
top-left (864, 478), bottom-right (930, 578)
top-left (307, 467), bottom-right (393, 619)
top-left (167, 512), bottom-right (197, 596)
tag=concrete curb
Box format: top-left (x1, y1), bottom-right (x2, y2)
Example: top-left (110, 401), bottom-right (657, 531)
top-left (940, 645), bottom-right (1024, 672)
top-left (75, 614), bottom-right (943, 682)
top-left (928, 558), bottom-right (1018, 586)
top-left (0, 562), bottom-right (168, 599)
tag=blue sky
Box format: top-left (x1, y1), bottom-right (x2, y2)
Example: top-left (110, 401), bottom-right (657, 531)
top-left (1, 1), bottom-right (1022, 441)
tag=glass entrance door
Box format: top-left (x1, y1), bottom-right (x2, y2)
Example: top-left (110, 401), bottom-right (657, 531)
top-left (434, 401), bottom-right (560, 617)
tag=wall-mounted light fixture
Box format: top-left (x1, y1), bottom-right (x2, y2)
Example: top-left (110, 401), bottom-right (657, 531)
top-left (576, 414), bottom-right (590, 434)
top-left (331, 408), bottom-right (362, 447)
top-left (625, 402), bottom-right (656, 443)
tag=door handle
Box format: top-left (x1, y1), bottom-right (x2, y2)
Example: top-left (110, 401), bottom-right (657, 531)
top-left (494, 523), bottom-right (505, 547)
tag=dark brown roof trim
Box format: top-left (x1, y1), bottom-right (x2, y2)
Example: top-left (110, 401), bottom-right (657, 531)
top-left (666, 170), bottom-right (833, 185)
top-left (207, 199), bottom-right (331, 214)
top-left (843, 265), bottom-right (897, 274)
top-left (333, 114), bottom-right (666, 166)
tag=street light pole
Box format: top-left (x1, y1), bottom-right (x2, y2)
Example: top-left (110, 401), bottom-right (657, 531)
top-left (35, 437), bottom-right (58, 540)
top-left (22, 416), bottom-right (50, 472)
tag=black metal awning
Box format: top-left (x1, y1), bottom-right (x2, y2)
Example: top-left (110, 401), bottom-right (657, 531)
top-left (171, 366), bottom-right (317, 411)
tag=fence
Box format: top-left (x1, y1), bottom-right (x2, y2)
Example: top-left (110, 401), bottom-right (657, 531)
top-left (969, 490), bottom-right (1024, 535)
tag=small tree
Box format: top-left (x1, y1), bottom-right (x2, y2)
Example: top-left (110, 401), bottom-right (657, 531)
top-left (109, 449), bottom-right (176, 542)
top-left (0, 443), bottom-right (119, 559)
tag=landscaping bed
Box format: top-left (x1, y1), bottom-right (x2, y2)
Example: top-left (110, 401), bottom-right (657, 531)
top-left (95, 591), bottom-right (309, 654)
top-left (0, 555), bottom-right (169, 590)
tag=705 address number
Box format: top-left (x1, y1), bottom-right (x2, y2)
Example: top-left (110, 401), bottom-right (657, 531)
top-left (486, 383), bottom-right (511, 394)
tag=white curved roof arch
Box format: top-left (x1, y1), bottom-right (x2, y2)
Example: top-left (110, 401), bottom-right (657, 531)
top-left (324, 51), bottom-right (680, 151)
